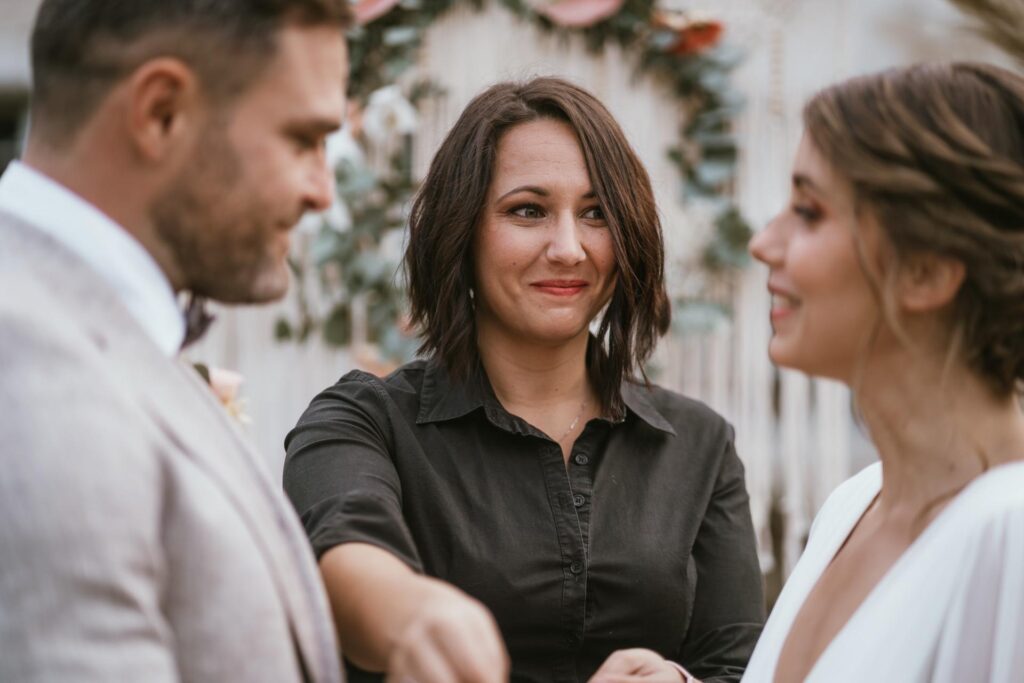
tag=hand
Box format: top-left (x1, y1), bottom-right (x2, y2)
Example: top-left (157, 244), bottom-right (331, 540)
top-left (384, 584), bottom-right (509, 683)
top-left (588, 648), bottom-right (697, 683)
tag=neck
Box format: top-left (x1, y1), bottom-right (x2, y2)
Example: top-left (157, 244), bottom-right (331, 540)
top-left (853, 349), bottom-right (1024, 516)
top-left (22, 136), bottom-right (185, 292)
top-left (477, 324), bottom-right (593, 412)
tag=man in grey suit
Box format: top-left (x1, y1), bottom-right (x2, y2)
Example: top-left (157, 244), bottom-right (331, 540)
top-left (0, 1), bottom-right (352, 681)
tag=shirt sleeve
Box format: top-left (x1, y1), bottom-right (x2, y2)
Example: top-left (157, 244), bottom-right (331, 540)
top-left (677, 425), bottom-right (766, 683)
top-left (932, 492), bottom-right (1024, 683)
top-left (283, 372), bottom-right (423, 571)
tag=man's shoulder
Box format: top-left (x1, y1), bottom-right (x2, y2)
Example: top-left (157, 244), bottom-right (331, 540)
top-left (0, 266), bottom-right (97, 371)
top-left (0, 213), bottom-right (75, 316)
top-left (0, 274), bottom-right (152, 460)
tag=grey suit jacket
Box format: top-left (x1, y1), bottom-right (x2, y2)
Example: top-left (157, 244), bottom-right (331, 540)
top-left (0, 211), bottom-right (343, 683)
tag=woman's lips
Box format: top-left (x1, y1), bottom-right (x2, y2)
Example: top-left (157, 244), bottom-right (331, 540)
top-left (769, 287), bottom-right (800, 323)
top-left (532, 280), bottom-right (588, 296)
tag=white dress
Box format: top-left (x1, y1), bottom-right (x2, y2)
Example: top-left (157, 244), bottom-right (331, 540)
top-left (742, 461), bottom-right (1024, 683)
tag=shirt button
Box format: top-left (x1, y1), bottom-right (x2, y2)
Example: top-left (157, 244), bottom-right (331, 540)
top-left (570, 561), bottom-right (583, 575)
top-left (573, 453), bottom-right (589, 466)
top-left (573, 494), bottom-right (586, 507)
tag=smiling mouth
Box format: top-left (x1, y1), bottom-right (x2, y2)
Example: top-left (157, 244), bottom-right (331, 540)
top-left (532, 280), bottom-right (588, 296)
top-left (770, 291), bottom-right (800, 321)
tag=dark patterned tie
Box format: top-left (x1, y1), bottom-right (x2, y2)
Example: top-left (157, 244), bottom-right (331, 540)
top-left (181, 294), bottom-right (215, 350)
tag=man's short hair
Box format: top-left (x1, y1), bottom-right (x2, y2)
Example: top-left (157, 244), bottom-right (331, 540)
top-left (30, 0), bottom-right (353, 146)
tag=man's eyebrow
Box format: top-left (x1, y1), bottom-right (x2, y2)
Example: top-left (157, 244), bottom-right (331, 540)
top-left (285, 117), bottom-right (342, 134)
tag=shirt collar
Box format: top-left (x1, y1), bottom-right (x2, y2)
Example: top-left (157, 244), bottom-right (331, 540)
top-left (0, 161), bottom-right (185, 355)
top-left (416, 358), bottom-right (676, 435)
top-left (416, 359), bottom-right (491, 425)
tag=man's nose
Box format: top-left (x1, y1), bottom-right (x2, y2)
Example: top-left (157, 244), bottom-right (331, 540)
top-left (304, 157), bottom-right (335, 212)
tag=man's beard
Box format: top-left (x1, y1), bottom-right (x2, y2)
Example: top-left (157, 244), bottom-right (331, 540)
top-left (149, 125), bottom-right (290, 304)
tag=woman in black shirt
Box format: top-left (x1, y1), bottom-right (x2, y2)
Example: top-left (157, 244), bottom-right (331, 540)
top-left (284, 77), bottom-right (764, 683)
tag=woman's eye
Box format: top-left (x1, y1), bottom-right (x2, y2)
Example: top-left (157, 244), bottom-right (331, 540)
top-left (793, 204), bottom-right (822, 222)
top-left (582, 206), bottom-right (606, 221)
top-left (510, 204), bottom-right (545, 219)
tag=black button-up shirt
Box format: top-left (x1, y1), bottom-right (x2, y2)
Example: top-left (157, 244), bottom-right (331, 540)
top-left (284, 360), bottom-right (764, 683)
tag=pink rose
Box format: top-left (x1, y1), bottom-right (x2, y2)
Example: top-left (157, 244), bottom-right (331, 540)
top-left (534, 0), bottom-right (625, 28)
top-left (353, 0), bottom-right (401, 25)
top-left (208, 367), bottom-right (244, 406)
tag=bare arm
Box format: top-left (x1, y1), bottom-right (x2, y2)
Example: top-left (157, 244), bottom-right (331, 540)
top-left (320, 542), bottom-right (508, 682)
top-left (284, 375), bottom-right (508, 681)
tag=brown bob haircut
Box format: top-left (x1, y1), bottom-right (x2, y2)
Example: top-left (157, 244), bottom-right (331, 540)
top-left (404, 77), bottom-right (671, 415)
top-left (29, 0), bottom-right (353, 146)
top-left (803, 62), bottom-right (1024, 398)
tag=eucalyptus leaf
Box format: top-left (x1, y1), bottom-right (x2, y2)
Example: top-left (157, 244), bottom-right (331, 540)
top-left (323, 306), bottom-right (352, 346)
top-left (690, 130), bottom-right (737, 149)
top-left (310, 229), bottom-right (345, 266)
top-left (698, 69), bottom-right (731, 93)
top-left (383, 26), bottom-right (420, 46)
top-left (274, 318), bottom-right (293, 341)
top-left (672, 301), bottom-right (730, 334)
top-left (695, 158), bottom-right (736, 187)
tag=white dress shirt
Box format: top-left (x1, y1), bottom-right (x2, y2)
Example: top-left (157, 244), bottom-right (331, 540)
top-left (0, 161), bottom-right (184, 355)
top-left (743, 461), bottom-right (1024, 683)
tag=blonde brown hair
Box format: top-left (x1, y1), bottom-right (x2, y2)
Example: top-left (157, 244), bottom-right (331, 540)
top-left (804, 62), bottom-right (1024, 397)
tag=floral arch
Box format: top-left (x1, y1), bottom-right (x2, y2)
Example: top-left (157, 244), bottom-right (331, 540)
top-left (278, 0), bottom-right (753, 364)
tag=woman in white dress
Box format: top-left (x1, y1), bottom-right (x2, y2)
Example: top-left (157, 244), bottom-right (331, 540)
top-left (743, 62), bottom-right (1024, 683)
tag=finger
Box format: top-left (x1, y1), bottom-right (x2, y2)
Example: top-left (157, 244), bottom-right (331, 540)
top-left (435, 614), bottom-right (507, 683)
top-left (588, 675), bottom-right (648, 683)
top-left (473, 613), bottom-right (510, 679)
top-left (591, 649), bottom-right (650, 676)
top-left (395, 640), bottom-right (461, 683)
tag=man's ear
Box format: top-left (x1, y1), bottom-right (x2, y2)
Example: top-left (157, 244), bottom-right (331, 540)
top-left (897, 252), bottom-right (966, 313)
top-left (125, 57), bottom-right (200, 161)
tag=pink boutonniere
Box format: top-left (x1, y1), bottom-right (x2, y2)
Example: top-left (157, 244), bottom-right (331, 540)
top-left (193, 363), bottom-right (251, 424)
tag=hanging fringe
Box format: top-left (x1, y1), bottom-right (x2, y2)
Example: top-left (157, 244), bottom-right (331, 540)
top-left (949, 0), bottom-right (1024, 66)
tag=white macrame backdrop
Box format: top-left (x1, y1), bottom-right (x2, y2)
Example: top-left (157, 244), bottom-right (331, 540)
top-left (188, 0), bottom-right (1009, 579)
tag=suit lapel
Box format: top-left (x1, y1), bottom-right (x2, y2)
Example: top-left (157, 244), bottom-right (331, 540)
top-left (164, 358), bottom-right (341, 683)
top-left (0, 215), bottom-right (340, 683)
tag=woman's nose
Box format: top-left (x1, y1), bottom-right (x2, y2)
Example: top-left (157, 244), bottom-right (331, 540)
top-left (749, 215), bottom-right (784, 267)
top-left (546, 211), bottom-right (586, 265)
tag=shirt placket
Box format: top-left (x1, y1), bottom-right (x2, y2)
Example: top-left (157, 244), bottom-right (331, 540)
top-left (536, 422), bottom-right (608, 682)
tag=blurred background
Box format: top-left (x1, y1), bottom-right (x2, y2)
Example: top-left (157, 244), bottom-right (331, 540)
top-left (1, 0), bottom-right (1013, 595)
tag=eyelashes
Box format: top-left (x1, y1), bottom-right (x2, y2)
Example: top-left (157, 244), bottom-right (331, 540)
top-left (509, 203), bottom-right (545, 219)
top-left (793, 204), bottom-right (823, 222)
top-left (506, 203), bottom-right (607, 222)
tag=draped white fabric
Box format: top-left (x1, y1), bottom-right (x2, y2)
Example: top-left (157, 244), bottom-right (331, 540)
top-left (744, 461), bottom-right (1024, 682)
top-left (187, 0), bottom-right (1011, 578)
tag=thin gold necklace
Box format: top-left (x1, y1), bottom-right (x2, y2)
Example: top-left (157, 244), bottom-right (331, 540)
top-left (558, 400), bottom-right (587, 442)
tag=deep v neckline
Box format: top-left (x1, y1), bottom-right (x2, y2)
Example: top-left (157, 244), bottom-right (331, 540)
top-left (772, 461), bottom-right (1024, 683)
top-left (771, 487), bottom-right (883, 683)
